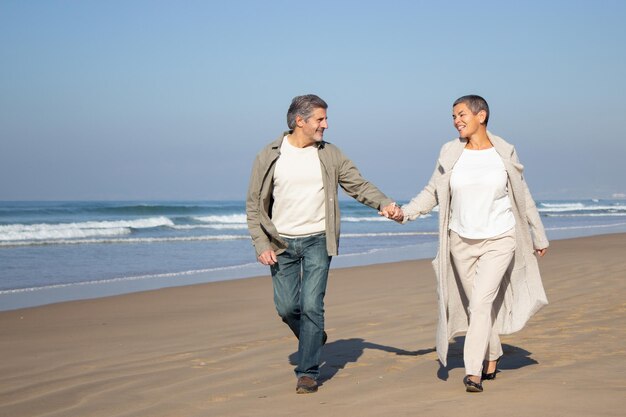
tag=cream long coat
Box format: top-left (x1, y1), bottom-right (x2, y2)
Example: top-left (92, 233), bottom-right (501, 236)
top-left (402, 132), bottom-right (549, 366)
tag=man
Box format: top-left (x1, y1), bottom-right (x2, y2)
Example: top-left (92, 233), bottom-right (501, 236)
top-left (246, 94), bottom-right (399, 394)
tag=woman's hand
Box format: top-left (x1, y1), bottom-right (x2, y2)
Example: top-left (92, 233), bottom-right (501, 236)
top-left (379, 203), bottom-right (404, 223)
top-left (535, 248), bottom-right (547, 257)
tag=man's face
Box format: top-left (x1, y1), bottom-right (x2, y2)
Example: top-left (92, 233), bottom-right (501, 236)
top-left (299, 107), bottom-right (328, 143)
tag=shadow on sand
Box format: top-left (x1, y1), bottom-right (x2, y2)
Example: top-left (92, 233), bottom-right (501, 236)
top-left (289, 338), bottom-right (435, 385)
top-left (437, 336), bottom-right (539, 381)
top-left (289, 336), bottom-right (539, 385)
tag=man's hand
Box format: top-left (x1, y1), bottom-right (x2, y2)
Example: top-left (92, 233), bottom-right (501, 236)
top-left (535, 248), bottom-right (547, 257)
top-left (258, 249), bottom-right (278, 266)
top-left (379, 202), bottom-right (404, 223)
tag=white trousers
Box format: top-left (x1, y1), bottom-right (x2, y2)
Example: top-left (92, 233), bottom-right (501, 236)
top-left (450, 227), bottom-right (516, 376)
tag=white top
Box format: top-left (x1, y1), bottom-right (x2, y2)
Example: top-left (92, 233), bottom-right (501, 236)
top-left (271, 136), bottom-right (326, 237)
top-left (449, 148), bottom-right (515, 239)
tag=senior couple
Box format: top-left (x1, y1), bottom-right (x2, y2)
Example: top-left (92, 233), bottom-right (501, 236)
top-left (246, 94), bottom-right (548, 394)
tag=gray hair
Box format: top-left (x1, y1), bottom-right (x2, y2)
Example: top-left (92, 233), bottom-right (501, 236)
top-left (453, 95), bottom-right (490, 125)
top-left (286, 94), bottom-right (328, 130)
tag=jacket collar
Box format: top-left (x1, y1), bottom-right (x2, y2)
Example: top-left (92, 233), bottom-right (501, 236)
top-left (269, 133), bottom-right (287, 150)
top-left (488, 131), bottom-right (514, 161)
top-left (438, 138), bottom-right (465, 173)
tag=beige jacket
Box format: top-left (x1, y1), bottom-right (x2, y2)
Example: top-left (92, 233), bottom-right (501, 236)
top-left (402, 132), bottom-right (549, 366)
top-left (246, 132), bottom-right (393, 257)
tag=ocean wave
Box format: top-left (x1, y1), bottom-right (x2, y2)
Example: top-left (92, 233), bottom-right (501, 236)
top-left (342, 231), bottom-right (437, 238)
top-left (342, 216), bottom-right (393, 222)
top-left (539, 202), bottom-right (586, 209)
top-left (0, 230), bottom-right (438, 247)
top-left (193, 214), bottom-right (247, 224)
top-left (190, 214), bottom-right (421, 225)
top-left (545, 213), bottom-right (626, 217)
top-left (0, 203), bottom-right (217, 218)
top-left (94, 203), bottom-right (216, 213)
top-left (342, 213), bottom-right (432, 222)
top-left (0, 217), bottom-right (174, 242)
top-left (0, 234), bottom-right (251, 247)
top-left (171, 224), bottom-right (249, 230)
top-left (538, 202), bottom-right (626, 212)
top-left (0, 227), bottom-right (131, 241)
top-left (545, 222), bottom-right (626, 231)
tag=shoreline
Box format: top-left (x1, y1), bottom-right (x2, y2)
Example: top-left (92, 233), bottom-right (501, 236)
top-left (1, 230), bottom-right (625, 312)
top-left (0, 232), bottom-right (624, 416)
top-left (1, 227), bottom-right (625, 313)
top-left (0, 240), bottom-right (437, 312)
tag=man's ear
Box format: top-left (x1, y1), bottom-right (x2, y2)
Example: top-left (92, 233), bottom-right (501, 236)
top-left (295, 115), bottom-right (305, 128)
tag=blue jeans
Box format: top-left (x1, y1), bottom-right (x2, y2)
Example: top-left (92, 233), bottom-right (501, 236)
top-left (270, 233), bottom-right (331, 380)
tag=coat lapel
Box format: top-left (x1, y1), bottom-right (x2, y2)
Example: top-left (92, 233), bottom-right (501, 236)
top-left (438, 138), bottom-right (466, 173)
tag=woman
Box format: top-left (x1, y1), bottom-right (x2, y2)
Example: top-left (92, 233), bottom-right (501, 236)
top-left (390, 95), bottom-right (548, 392)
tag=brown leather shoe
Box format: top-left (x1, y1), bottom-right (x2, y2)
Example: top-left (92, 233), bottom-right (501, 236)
top-left (296, 376), bottom-right (318, 394)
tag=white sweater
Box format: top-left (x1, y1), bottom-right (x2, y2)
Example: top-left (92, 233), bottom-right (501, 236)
top-left (271, 137), bottom-right (326, 237)
top-left (449, 148), bottom-right (516, 239)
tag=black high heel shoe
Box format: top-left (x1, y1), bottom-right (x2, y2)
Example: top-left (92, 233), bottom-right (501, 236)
top-left (463, 375), bottom-right (483, 393)
top-left (481, 356), bottom-right (502, 380)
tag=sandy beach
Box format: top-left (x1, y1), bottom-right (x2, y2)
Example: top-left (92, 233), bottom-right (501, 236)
top-left (1, 233), bottom-right (625, 417)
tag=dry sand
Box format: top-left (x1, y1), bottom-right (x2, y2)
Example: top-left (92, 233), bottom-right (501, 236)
top-left (1, 233), bottom-right (625, 417)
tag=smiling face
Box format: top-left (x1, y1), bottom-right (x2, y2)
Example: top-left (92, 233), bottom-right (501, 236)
top-left (297, 107), bottom-right (328, 145)
top-left (452, 102), bottom-right (487, 139)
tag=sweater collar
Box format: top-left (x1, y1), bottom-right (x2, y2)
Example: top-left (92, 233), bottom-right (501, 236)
top-left (439, 131), bottom-right (515, 172)
top-left (271, 131), bottom-right (326, 150)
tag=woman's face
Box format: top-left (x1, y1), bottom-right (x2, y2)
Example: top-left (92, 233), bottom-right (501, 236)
top-left (452, 102), bottom-right (486, 138)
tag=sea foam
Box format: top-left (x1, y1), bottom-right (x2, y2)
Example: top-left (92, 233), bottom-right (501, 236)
top-left (193, 214), bottom-right (247, 224)
top-left (0, 216), bottom-right (174, 241)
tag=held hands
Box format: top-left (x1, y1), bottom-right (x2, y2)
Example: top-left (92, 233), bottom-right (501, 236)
top-left (379, 202), bottom-right (404, 223)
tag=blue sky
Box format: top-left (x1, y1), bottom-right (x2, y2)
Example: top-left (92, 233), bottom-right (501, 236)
top-left (1, 0), bottom-right (625, 200)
